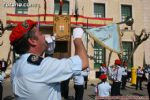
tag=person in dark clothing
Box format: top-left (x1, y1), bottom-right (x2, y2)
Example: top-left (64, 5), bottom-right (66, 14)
top-left (136, 66), bottom-right (144, 90)
top-left (73, 74), bottom-right (84, 100)
top-left (121, 62), bottom-right (128, 89)
top-left (61, 78), bottom-right (70, 100)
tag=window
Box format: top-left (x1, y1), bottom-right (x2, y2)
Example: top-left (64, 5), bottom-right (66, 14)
top-left (54, 0), bottom-right (69, 15)
top-left (94, 42), bottom-right (105, 69)
top-left (121, 42), bottom-right (133, 68)
top-left (15, 0), bottom-right (28, 14)
top-left (94, 3), bottom-right (105, 18)
top-left (121, 5), bottom-right (132, 21)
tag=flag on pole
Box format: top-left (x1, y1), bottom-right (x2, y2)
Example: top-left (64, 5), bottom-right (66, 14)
top-left (60, 0), bottom-right (63, 6)
top-left (75, 0), bottom-right (79, 22)
top-left (85, 23), bottom-right (123, 53)
top-left (59, 0), bottom-right (63, 15)
top-left (75, 0), bottom-right (78, 15)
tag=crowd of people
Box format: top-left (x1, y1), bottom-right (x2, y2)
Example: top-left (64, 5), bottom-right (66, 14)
top-left (96, 60), bottom-right (150, 98)
top-left (96, 59), bottom-right (126, 96)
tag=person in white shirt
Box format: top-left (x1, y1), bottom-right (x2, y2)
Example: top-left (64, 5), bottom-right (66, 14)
top-left (9, 20), bottom-right (88, 100)
top-left (73, 74), bottom-right (84, 100)
top-left (110, 59), bottom-right (123, 96)
top-left (107, 65), bottom-right (114, 81)
top-left (95, 74), bottom-right (111, 97)
top-left (99, 64), bottom-right (108, 75)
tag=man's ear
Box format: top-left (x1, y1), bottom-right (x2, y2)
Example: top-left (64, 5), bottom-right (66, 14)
top-left (28, 38), bottom-right (37, 46)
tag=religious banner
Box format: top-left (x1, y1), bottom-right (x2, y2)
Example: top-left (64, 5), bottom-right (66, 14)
top-left (53, 15), bottom-right (71, 41)
top-left (85, 23), bottom-right (123, 53)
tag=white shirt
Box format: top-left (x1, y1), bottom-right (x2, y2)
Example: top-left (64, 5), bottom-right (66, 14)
top-left (108, 66), bottom-right (113, 78)
top-left (82, 67), bottom-right (90, 76)
top-left (122, 66), bottom-right (128, 76)
top-left (137, 69), bottom-right (144, 77)
top-left (11, 53), bottom-right (82, 100)
top-left (100, 67), bottom-right (108, 74)
top-left (73, 74), bottom-right (84, 85)
top-left (95, 82), bottom-right (111, 97)
top-left (111, 66), bottom-right (123, 82)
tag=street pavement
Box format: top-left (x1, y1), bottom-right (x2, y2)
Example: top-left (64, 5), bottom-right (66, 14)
top-left (2, 78), bottom-right (149, 100)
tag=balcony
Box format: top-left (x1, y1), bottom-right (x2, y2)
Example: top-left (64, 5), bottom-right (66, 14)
top-left (6, 13), bottom-right (113, 28)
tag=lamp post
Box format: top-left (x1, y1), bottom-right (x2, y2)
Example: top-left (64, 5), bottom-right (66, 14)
top-left (115, 17), bottom-right (134, 62)
top-left (117, 16), bottom-right (134, 26)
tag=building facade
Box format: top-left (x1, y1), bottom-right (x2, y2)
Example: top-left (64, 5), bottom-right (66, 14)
top-left (0, 0), bottom-right (150, 79)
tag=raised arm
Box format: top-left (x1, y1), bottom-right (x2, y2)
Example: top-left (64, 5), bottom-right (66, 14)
top-left (73, 28), bottom-right (89, 70)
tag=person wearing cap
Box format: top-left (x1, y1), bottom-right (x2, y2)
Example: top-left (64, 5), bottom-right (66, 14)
top-left (110, 59), bottom-right (123, 96)
top-left (9, 19), bottom-right (88, 100)
top-left (99, 63), bottom-right (108, 75)
top-left (95, 74), bottom-right (111, 97)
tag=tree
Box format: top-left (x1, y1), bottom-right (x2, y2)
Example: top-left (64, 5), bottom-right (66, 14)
top-left (118, 29), bottom-right (150, 66)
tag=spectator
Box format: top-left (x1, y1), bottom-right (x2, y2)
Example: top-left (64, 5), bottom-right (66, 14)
top-left (136, 66), bottom-right (144, 90)
top-left (99, 63), bottom-right (108, 75)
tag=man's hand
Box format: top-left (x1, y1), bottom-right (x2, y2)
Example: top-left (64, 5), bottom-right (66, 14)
top-left (73, 28), bottom-right (84, 39)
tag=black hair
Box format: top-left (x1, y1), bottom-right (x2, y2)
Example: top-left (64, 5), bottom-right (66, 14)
top-left (12, 26), bottom-right (37, 54)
